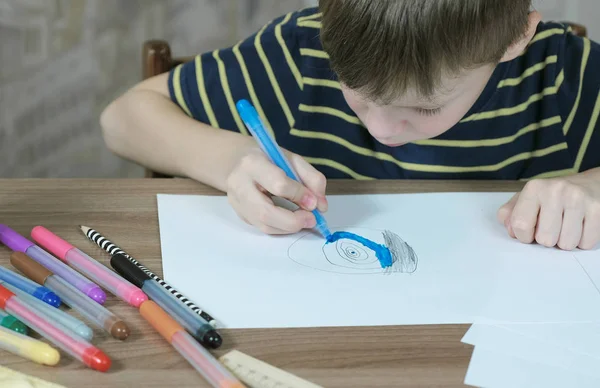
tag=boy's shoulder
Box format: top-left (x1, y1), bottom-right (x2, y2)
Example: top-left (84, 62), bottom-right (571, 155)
top-left (234, 7), bottom-right (323, 53)
top-left (259, 6), bottom-right (322, 35)
top-left (519, 20), bottom-right (594, 67)
top-left (496, 20), bottom-right (596, 100)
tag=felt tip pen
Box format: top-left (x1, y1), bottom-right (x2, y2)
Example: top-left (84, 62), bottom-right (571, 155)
top-left (0, 325), bottom-right (60, 366)
top-left (31, 226), bottom-right (148, 308)
top-left (140, 301), bottom-right (244, 388)
top-left (10, 252), bottom-right (129, 341)
top-left (0, 224), bottom-right (106, 304)
top-left (80, 225), bottom-right (219, 328)
top-left (110, 253), bottom-right (222, 348)
top-left (236, 99), bottom-right (331, 239)
top-left (0, 309), bottom-right (28, 335)
top-left (0, 284), bottom-right (111, 371)
top-left (0, 265), bottom-right (61, 307)
top-left (0, 280), bottom-right (93, 341)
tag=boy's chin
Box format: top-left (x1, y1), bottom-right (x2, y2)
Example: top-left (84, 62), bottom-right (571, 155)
top-left (377, 139), bottom-right (407, 147)
top-left (385, 142), bottom-right (406, 147)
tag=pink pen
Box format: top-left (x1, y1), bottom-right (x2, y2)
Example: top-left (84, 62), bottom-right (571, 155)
top-left (31, 226), bottom-right (148, 308)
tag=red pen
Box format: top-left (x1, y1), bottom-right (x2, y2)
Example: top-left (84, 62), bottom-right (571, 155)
top-left (0, 284), bottom-right (110, 372)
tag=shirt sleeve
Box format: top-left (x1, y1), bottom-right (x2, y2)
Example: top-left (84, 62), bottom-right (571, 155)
top-left (556, 29), bottom-right (600, 173)
top-left (167, 11), bottom-right (305, 138)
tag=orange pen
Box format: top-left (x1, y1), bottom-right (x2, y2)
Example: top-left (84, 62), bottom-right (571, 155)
top-left (139, 301), bottom-right (244, 388)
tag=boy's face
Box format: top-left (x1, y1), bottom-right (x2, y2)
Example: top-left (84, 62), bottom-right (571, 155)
top-left (340, 64), bottom-right (497, 147)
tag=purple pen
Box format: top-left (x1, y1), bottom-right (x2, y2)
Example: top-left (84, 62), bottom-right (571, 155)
top-left (0, 225), bottom-right (106, 304)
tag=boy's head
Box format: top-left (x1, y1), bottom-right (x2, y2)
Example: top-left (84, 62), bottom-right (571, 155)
top-left (319, 0), bottom-right (540, 146)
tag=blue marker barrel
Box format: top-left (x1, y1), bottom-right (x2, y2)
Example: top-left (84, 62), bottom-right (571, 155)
top-left (0, 266), bottom-right (61, 307)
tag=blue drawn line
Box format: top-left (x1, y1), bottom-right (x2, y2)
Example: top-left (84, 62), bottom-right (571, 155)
top-left (326, 231), bottom-right (393, 268)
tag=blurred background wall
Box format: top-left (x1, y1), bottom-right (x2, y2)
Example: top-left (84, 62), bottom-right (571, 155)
top-left (0, 0), bottom-right (597, 178)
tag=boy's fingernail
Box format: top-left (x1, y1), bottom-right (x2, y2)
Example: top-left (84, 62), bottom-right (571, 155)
top-left (305, 216), bottom-right (316, 228)
top-left (319, 202), bottom-right (328, 212)
top-left (301, 193), bottom-right (316, 209)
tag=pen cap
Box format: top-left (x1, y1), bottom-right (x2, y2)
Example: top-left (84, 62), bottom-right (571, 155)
top-left (236, 100), bottom-right (264, 133)
top-left (0, 225), bottom-right (34, 252)
top-left (10, 252), bottom-right (53, 286)
top-left (31, 226), bottom-right (74, 261)
top-left (0, 284), bottom-right (15, 309)
top-left (139, 300), bottom-right (181, 342)
top-left (110, 253), bottom-right (149, 287)
top-left (1, 315), bottom-right (28, 335)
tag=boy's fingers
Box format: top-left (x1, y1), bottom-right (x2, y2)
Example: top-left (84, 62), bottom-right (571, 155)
top-left (255, 201), bottom-right (315, 233)
top-left (247, 156), bottom-right (317, 211)
top-left (534, 203), bottom-right (562, 247)
top-left (264, 207), bottom-right (316, 233)
top-left (239, 181), bottom-right (313, 233)
top-left (256, 225), bottom-right (296, 235)
top-left (510, 191), bottom-right (540, 244)
top-left (232, 179), bottom-right (311, 234)
top-left (506, 219), bottom-right (516, 239)
top-left (288, 153), bottom-right (328, 212)
top-left (580, 212), bottom-right (600, 250)
top-left (557, 208), bottom-right (584, 250)
top-left (497, 193), bottom-right (519, 224)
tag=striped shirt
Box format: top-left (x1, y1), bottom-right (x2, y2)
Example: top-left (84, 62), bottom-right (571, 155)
top-left (168, 7), bottom-right (600, 180)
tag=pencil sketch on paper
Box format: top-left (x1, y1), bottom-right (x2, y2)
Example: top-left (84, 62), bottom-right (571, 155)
top-left (287, 227), bottom-right (418, 275)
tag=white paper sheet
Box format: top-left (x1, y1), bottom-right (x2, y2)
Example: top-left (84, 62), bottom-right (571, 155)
top-left (467, 321), bottom-right (600, 360)
top-left (157, 192), bottom-right (600, 329)
top-left (464, 347), bottom-right (600, 388)
top-left (462, 324), bottom-right (600, 378)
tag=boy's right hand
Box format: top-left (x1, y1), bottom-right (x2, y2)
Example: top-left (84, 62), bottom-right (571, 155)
top-left (226, 148), bottom-right (328, 235)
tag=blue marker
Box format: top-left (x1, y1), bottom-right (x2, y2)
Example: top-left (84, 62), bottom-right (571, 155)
top-left (236, 99), bottom-right (332, 239)
top-left (0, 266), bottom-right (61, 307)
top-left (327, 231), bottom-right (393, 268)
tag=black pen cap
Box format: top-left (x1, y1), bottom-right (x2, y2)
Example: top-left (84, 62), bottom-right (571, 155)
top-left (110, 253), bottom-right (151, 287)
top-left (199, 328), bottom-right (223, 349)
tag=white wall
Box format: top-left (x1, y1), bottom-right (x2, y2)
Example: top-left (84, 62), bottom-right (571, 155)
top-left (534, 0), bottom-right (599, 40)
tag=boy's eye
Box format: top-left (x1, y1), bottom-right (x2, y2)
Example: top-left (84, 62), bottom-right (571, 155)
top-left (416, 107), bottom-right (442, 117)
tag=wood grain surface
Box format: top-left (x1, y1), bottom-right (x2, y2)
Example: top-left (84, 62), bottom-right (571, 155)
top-left (0, 179), bottom-right (524, 387)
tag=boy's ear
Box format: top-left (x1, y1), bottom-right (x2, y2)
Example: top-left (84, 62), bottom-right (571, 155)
top-left (500, 11), bottom-right (543, 62)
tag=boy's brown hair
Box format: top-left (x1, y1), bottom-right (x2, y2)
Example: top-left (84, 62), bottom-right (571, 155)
top-left (319, 0), bottom-right (533, 104)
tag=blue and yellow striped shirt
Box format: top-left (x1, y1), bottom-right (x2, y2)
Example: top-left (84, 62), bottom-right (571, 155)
top-left (168, 7), bottom-right (600, 180)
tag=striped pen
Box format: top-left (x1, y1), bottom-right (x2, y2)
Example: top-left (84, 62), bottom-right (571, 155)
top-left (79, 226), bottom-right (218, 328)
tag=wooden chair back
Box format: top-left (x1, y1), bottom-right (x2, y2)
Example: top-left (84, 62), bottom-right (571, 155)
top-left (142, 40), bottom-right (192, 178)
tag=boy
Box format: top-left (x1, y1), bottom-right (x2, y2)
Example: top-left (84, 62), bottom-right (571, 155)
top-left (101, 0), bottom-right (600, 250)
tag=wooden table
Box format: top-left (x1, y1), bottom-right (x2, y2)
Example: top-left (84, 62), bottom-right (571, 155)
top-left (0, 178), bottom-right (524, 388)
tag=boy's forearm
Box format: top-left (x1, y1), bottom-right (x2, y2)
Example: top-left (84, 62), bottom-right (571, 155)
top-left (100, 89), bottom-right (254, 191)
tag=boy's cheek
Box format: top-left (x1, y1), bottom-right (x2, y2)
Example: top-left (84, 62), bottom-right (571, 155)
top-left (344, 97), bottom-right (367, 117)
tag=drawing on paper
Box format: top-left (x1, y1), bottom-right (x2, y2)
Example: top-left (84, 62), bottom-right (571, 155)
top-left (288, 227), bottom-right (418, 275)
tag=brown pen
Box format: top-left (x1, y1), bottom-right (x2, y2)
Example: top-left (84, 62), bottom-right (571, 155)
top-left (10, 252), bottom-right (129, 340)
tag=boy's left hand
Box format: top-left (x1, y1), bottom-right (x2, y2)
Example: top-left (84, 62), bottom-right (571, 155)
top-left (497, 169), bottom-right (600, 250)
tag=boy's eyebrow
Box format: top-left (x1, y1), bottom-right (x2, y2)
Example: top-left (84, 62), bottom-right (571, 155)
top-left (413, 86), bottom-right (457, 107)
top-left (422, 85), bottom-right (457, 103)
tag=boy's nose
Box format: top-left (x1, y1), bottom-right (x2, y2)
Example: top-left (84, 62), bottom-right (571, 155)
top-left (366, 116), bottom-right (408, 139)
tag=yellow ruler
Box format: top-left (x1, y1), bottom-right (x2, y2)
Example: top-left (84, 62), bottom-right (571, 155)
top-left (219, 350), bottom-right (323, 388)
